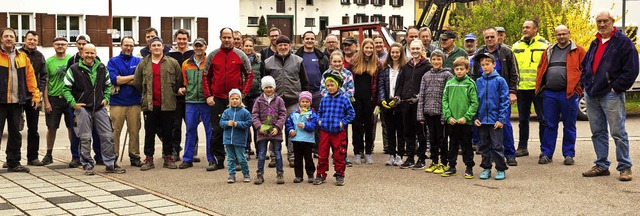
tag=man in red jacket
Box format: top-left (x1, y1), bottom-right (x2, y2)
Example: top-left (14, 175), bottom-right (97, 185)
top-left (202, 27), bottom-right (254, 171)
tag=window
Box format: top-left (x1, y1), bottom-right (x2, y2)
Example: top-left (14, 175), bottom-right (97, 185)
top-left (354, 14), bottom-right (368, 24)
top-left (56, 15), bottom-right (81, 42)
top-left (8, 14), bottom-right (33, 43)
top-left (277, 0), bottom-right (285, 13)
top-left (355, 0), bottom-right (367, 5)
top-left (305, 18), bottom-right (315, 27)
top-left (306, 0), bottom-right (314, 5)
top-left (389, 15), bottom-right (403, 30)
top-left (418, 0), bottom-right (429, 8)
top-left (341, 0), bottom-right (350, 5)
top-left (173, 18), bottom-right (192, 39)
top-left (248, 17), bottom-right (259, 26)
top-left (342, 16), bottom-right (349, 25)
top-left (371, 15), bottom-right (385, 23)
top-left (372, 0), bottom-right (385, 6)
top-left (112, 17), bottom-right (134, 43)
top-left (390, 0), bottom-right (403, 7)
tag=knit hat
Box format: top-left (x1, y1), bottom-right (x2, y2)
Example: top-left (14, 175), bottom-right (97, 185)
top-left (76, 34), bottom-right (91, 43)
top-left (229, 88), bottom-right (242, 98)
top-left (148, 36), bottom-right (163, 45)
top-left (299, 91), bottom-right (312, 103)
top-left (275, 35), bottom-right (291, 45)
top-left (261, 76), bottom-right (276, 89)
top-left (323, 70), bottom-right (344, 88)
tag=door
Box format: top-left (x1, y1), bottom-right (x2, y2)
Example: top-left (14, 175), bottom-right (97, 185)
top-left (319, 16), bottom-right (329, 38)
top-left (267, 17), bottom-right (292, 39)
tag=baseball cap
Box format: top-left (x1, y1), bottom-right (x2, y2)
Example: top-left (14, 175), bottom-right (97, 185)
top-left (76, 34), bottom-right (91, 43)
top-left (194, 38), bottom-right (207, 46)
top-left (440, 31), bottom-right (457, 40)
top-left (464, 33), bottom-right (477, 41)
top-left (474, 52), bottom-right (496, 63)
top-left (496, 27), bottom-right (506, 32)
top-left (342, 36), bottom-right (358, 45)
top-left (53, 36), bottom-right (68, 43)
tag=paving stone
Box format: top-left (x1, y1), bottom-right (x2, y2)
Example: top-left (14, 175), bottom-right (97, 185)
top-left (1, 191), bottom-right (34, 199)
top-left (101, 185), bottom-right (134, 192)
top-left (39, 191), bottom-right (75, 198)
top-left (30, 171), bottom-right (62, 177)
top-left (2, 174), bottom-right (37, 181)
top-left (57, 201), bottom-right (96, 210)
top-left (75, 189), bottom-right (112, 197)
top-left (57, 182), bottom-right (88, 188)
top-left (127, 212), bottom-right (161, 216)
top-left (96, 200), bottom-right (136, 209)
top-left (68, 206), bottom-right (109, 215)
top-left (124, 194), bottom-right (162, 202)
top-left (0, 208), bottom-right (24, 216)
top-left (20, 182), bottom-right (55, 188)
top-left (138, 199), bottom-right (176, 208)
top-left (47, 165), bottom-right (72, 170)
top-left (7, 196), bottom-right (45, 204)
top-left (30, 186), bottom-right (64, 193)
top-left (81, 177), bottom-right (112, 183)
top-left (25, 207), bottom-right (68, 215)
top-left (111, 206), bottom-right (152, 215)
top-left (14, 201), bottom-right (56, 210)
top-left (110, 189), bottom-right (147, 197)
top-left (65, 186), bottom-right (96, 193)
top-left (152, 205), bottom-right (192, 214)
top-left (0, 203), bottom-right (15, 210)
top-left (91, 214), bottom-right (116, 216)
top-left (46, 195), bottom-right (86, 204)
top-left (0, 187), bottom-right (28, 194)
top-left (86, 195), bottom-right (122, 203)
top-left (90, 182), bottom-right (127, 189)
top-left (169, 211), bottom-right (209, 216)
top-left (0, 183), bottom-right (18, 188)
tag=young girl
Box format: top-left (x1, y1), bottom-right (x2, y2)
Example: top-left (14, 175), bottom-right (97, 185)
top-left (378, 42), bottom-right (407, 166)
top-left (220, 89), bottom-right (253, 183)
top-left (350, 38), bottom-right (379, 165)
top-left (286, 91), bottom-right (318, 183)
top-left (252, 76), bottom-right (287, 185)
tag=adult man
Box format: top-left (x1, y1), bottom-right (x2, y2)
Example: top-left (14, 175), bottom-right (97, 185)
top-left (264, 35), bottom-right (309, 167)
top-left (323, 34), bottom-right (340, 59)
top-left (404, 27), bottom-right (419, 57)
top-left (138, 27), bottom-right (171, 57)
top-left (373, 35), bottom-right (388, 64)
top-left (464, 33), bottom-right (478, 57)
top-left (471, 27), bottom-right (519, 166)
top-left (419, 27), bottom-right (437, 56)
top-left (19, 31), bottom-right (46, 166)
top-left (581, 10), bottom-right (639, 181)
top-left (260, 27), bottom-right (281, 60)
top-left (107, 36), bottom-right (143, 167)
top-left (43, 37), bottom-right (74, 166)
top-left (0, 27), bottom-right (41, 173)
top-left (63, 43), bottom-right (125, 175)
top-left (233, 30), bottom-right (243, 49)
top-left (512, 20), bottom-right (549, 158)
top-left (440, 31), bottom-right (468, 68)
top-left (342, 36), bottom-right (358, 68)
top-left (294, 31), bottom-right (328, 110)
top-left (535, 25), bottom-right (585, 166)
top-left (203, 28), bottom-right (254, 171)
top-left (496, 26), bottom-right (507, 45)
top-left (167, 29), bottom-right (195, 162)
top-left (66, 34), bottom-right (100, 69)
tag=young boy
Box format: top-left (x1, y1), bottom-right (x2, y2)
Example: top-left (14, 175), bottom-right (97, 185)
top-left (315, 71), bottom-right (355, 186)
top-left (441, 57), bottom-right (478, 178)
top-left (418, 50), bottom-right (453, 173)
top-left (473, 53), bottom-right (510, 180)
top-left (286, 91), bottom-right (318, 183)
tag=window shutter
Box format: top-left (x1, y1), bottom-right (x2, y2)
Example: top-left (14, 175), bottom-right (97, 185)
top-left (197, 17), bottom-right (208, 42)
top-left (400, 0), bottom-right (404, 6)
top-left (0, 13), bottom-right (7, 29)
top-left (86, 15), bottom-right (110, 46)
top-left (161, 17), bottom-right (173, 45)
top-left (138, 17), bottom-right (150, 46)
top-left (36, 13), bottom-right (56, 47)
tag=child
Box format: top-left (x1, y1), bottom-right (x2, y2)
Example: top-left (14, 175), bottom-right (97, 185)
top-left (219, 89), bottom-right (253, 183)
top-left (473, 53), bottom-right (510, 180)
top-left (315, 70), bottom-right (355, 186)
top-left (441, 57), bottom-right (478, 178)
top-left (378, 42), bottom-right (407, 166)
top-left (418, 50), bottom-right (453, 174)
top-left (286, 91), bottom-right (318, 183)
top-left (252, 76), bottom-right (287, 185)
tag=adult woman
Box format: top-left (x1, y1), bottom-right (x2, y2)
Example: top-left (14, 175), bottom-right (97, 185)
top-left (242, 38), bottom-right (262, 160)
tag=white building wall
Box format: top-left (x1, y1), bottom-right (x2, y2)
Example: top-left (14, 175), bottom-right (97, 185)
top-left (591, 0), bottom-right (640, 29)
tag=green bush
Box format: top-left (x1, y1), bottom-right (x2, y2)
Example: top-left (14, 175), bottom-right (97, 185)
top-left (257, 16), bottom-right (268, 37)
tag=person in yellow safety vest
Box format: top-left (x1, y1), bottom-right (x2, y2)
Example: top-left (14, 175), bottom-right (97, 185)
top-left (512, 20), bottom-right (549, 158)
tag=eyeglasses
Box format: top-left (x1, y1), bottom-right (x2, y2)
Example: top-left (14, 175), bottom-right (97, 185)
top-left (121, 44), bottom-right (134, 48)
top-left (484, 36), bottom-right (496, 39)
top-left (269, 35), bottom-right (280, 38)
top-left (53, 43), bottom-right (68, 47)
top-left (326, 41), bottom-right (338, 44)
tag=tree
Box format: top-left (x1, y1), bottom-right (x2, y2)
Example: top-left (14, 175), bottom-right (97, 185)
top-left (542, 0), bottom-right (595, 49)
top-left (257, 16), bottom-right (268, 37)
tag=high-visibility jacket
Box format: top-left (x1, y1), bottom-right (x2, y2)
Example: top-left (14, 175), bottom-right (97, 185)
top-left (513, 34), bottom-right (549, 90)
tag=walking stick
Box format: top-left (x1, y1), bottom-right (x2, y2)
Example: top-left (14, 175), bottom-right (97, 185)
top-left (120, 131), bottom-right (128, 162)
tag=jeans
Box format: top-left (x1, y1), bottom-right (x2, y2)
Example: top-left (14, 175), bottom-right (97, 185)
top-left (478, 125), bottom-right (508, 171)
top-left (541, 90), bottom-right (577, 158)
top-left (226, 145), bottom-right (249, 176)
top-left (503, 104), bottom-right (516, 158)
top-left (401, 103), bottom-right (427, 162)
top-left (184, 103), bottom-right (213, 163)
top-left (585, 91), bottom-right (632, 171)
top-left (517, 89), bottom-right (546, 150)
top-left (257, 139), bottom-right (283, 174)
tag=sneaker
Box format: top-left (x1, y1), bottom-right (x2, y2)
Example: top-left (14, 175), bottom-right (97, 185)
top-left (538, 155), bottom-right (552, 164)
top-left (619, 168), bottom-right (632, 181)
top-left (245, 153), bottom-right (251, 161)
top-left (385, 155), bottom-right (394, 166)
top-left (293, 177), bottom-right (303, 183)
top-left (400, 160), bottom-right (414, 169)
top-left (353, 155), bottom-right (361, 165)
top-left (307, 175), bottom-right (315, 183)
top-left (393, 156), bottom-right (403, 166)
top-left (495, 171), bottom-right (506, 180)
top-left (433, 164), bottom-right (447, 174)
top-left (27, 159), bottom-right (44, 166)
top-left (192, 157), bottom-right (201, 163)
top-left (346, 158), bottom-right (353, 167)
top-left (130, 160), bottom-right (143, 167)
top-left (163, 155), bottom-right (178, 169)
top-left (227, 175), bottom-right (236, 183)
top-left (563, 157), bottom-right (575, 165)
top-left (479, 169), bottom-right (491, 179)
top-left (276, 173), bottom-right (285, 184)
top-left (68, 159), bottom-right (81, 168)
top-left (172, 151), bottom-right (181, 162)
top-left (7, 165), bottom-right (30, 173)
top-left (84, 167), bottom-right (95, 176)
top-left (206, 162), bottom-right (223, 172)
top-left (441, 167), bottom-right (457, 177)
top-left (335, 176), bottom-right (345, 186)
top-left (268, 158), bottom-right (277, 168)
top-left (178, 162), bottom-right (193, 169)
top-left (254, 173), bottom-right (264, 185)
top-left (105, 166), bottom-right (126, 174)
top-left (313, 153), bottom-right (319, 159)
top-left (458, 149), bottom-right (463, 155)
top-left (140, 157), bottom-right (155, 171)
top-left (412, 161), bottom-right (426, 170)
top-left (364, 154), bottom-right (373, 164)
top-left (424, 163), bottom-right (438, 173)
top-left (506, 157), bottom-right (518, 166)
top-left (313, 175), bottom-right (325, 185)
top-left (243, 175), bottom-right (251, 183)
top-left (515, 149), bottom-right (529, 157)
top-left (582, 166), bottom-right (610, 177)
top-left (464, 167), bottom-right (474, 179)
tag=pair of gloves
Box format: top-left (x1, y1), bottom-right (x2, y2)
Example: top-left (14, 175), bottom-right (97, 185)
top-left (380, 98), bottom-right (400, 109)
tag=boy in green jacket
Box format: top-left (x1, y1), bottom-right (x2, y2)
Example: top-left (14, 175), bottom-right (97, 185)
top-left (441, 57), bottom-right (478, 178)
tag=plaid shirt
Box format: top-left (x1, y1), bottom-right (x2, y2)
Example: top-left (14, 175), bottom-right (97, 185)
top-left (417, 67), bottom-right (453, 121)
top-left (317, 92), bottom-right (355, 134)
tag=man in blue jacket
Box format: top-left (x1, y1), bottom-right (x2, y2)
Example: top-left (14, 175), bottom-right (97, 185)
top-left (580, 10), bottom-right (639, 181)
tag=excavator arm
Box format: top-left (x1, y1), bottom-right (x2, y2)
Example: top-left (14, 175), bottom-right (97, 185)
top-left (415, 0), bottom-right (476, 40)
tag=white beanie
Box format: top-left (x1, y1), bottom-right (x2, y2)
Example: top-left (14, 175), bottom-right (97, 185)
top-left (261, 76), bottom-right (276, 89)
top-left (229, 88), bottom-right (242, 98)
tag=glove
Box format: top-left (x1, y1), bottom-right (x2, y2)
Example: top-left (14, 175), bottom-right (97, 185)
top-left (389, 98), bottom-right (397, 107)
top-left (373, 106), bottom-right (381, 115)
top-left (381, 100), bottom-right (391, 109)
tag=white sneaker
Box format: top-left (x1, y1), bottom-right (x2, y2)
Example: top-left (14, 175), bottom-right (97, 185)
top-left (385, 155), bottom-right (395, 166)
top-left (365, 154), bottom-right (373, 164)
top-left (393, 155), bottom-right (403, 166)
top-left (353, 154), bottom-right (361, 165)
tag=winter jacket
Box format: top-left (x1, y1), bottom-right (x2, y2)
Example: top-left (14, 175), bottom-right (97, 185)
top-left (263, 53), bottom-right (309, 105)
top-left (444, 46), bottom-right (468, 68)
top-left (251, 93), bottom-right (287, 142)
top-left (220, 106), bottom-right (253, 147)
top-left (377, 65), bottom-right (401, 103)
top-left (513, 34), bottom-right (549, 90)
top-left (181, 55), bottom-right (207, 103)
top-left (0, 48), bottom-right (41, 104)
top-left (285, 107), bottom-right (318, 143)
top-left (351, 64), bottom-right (380, 104)
top-left (19, 47), bottom-right (46, 97)
top-left (395, 57), bottom-right (432, 101)
top-left (133, 55), bottom-right (183, 111)
top-left (107, 52), bottom-right (142, 106)
top-left (317, 91), bottom-right (355, 134)
top-left (320, 68), bottom-right (354, 99)
top-left (471, 44), bottom-right (519, 94)
top-left (203, 46), bottom-right (253, 99)
top-left (66, 52), bottom-right (101, 70)
top-left (247, 52), bottom-right (263, 97)
top-left (417, 67), bottom-right (453, 121)
top-left (476, 70), bottom-right (510, 125)
top-left (442, 75), bottom-right (478, 125)
top-left (167, 48), bottom-right (194, 67)
top-left (63, 60), bottom-right (110, 111)
top-left (535, 41), bottom-right (586, 98)
top-left (581, 29), bottom-right (640, 97)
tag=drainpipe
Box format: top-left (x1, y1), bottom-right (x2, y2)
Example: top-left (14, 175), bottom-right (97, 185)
top-left (108, 0), bottom-right (113, 58)
top-left (294, 0), bottom-right (298, 44)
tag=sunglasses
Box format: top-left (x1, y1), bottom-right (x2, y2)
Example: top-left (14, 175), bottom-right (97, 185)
top-left (484, 36), bottom-right (496, 39)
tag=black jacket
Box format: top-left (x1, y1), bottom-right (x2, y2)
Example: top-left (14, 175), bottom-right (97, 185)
top-left (471, 44), bottom-right (519, 94)
top-left (19, 47), bottom-right (46, 96)
top-left (395, 57), bottom-right (432, 101)
top-left (67, 62), bottom-right (109, 111)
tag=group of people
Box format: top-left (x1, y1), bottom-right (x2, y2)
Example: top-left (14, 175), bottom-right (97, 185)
top-left (0, 9), bottom-right (638, 185)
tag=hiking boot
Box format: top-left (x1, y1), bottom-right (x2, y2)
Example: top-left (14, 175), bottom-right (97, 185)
top-left (538, 155), bottom-right (552, 164)
top-left (400, 160), bottom-right (414, 169)
top-left (84, 167), bottom-right (95, 176)
top-left (515, 149), bottom-right (529, 157)
top-left (206, 162), bottom-right (223, 172)
top-left (385, 155), bottom-right (395, 166)
top-left (163, 155), bottom-right (177, 169)
top-left (495, 171), bottom-right (506, 180)
top-left (313, 175), bottom-right (325, 185)
top-left (424, 163), bottom-right (438, 173)
top-left (353, 155), bottom-right (361, 165)
top-left (506, 157), bottom-right (518, 166)
top-left (140, 157), bottom-right (155, 171)
top-left (178, 162), bottom-right (193, 169)
top-left (346, 158), bottom-right (353, 167)
top-left (68, 160), bottom-right (81, 168)
top-left (479, 169), bottom-right (491, 179)
top-left (28, 159), bottom-right (44, 166)
top-left (130, 160), bottom-right (143, 167)
top-left (458, 149), bottom-right (463, 155)
top-left (308, 175), bottom-right (315, 183)
top-left (619, 168), bottom-right (632, 181)
top-left (293, 177), bottom-right (303, 183)
top-left (254, 173), bottom-right (264, 185)
top-left (582, 166), bottom-right (610, 177)
top-left (412, 161), bottom-right (426, 170)
top-left (42, 155), bottom-right (53, 165)
top-left (95, 160), bottom-right (105, 166)
top-left (172, 151), bottom-right (181, 162)
top-left (313, 153), bottom-right (319, 159)
top-left (268, 158), bottom-right (277, 168)
top-left (364, 154), bottom-right (373, 164)
top-left (2, 163), bottom-right (6, 168)
top-left (276, 173), bottom-right (285, 184)
top-left (227, 175), bottom-right (236, 183)
top-left (192, 157), bottom-right (201, 163)
top-left (563, 157), bottom-right (575, 165)
top-left (434, 164), bottom-right (447, 174)
top-left (441, 167), bottom-right (457, 177)
top-left (8, 165), bottom-right (30, 173)
top-left (105, 166), bottom-right (126, 174)
top-left (289, 161), bottom-right (295, 168)
top-left (335, 176), bottom-right (345, 186)
top-left (243, 174), bottom-right (251, 183)
top-left (464, 167), bottom-right (474, 179)
top-left (393, 156), bottom-right (403, 166)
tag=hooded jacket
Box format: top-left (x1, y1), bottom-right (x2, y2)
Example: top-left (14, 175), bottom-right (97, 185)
top-left (220, 106), bottom-right (253, 147)
top-left (417, 67), bottom-right (453, 120)
top-left (442, 74), bottom-right (478, 125)
top-left (395, 57), bottom-right (433, 101)
top-left (107, 52), bottom-right (142, 106)
top-left (476, 70), bottom-right (510, 125)
top-left (251, 93), bottom-right (287, 142)
top-left (63, 59), bottom-right (110, 111)
top-left (535, 41), bottom-right (586, 98)
top-left (285, 107), bottom-right (318, 143)
top-left (0, 48), bottom-right (41, 104)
